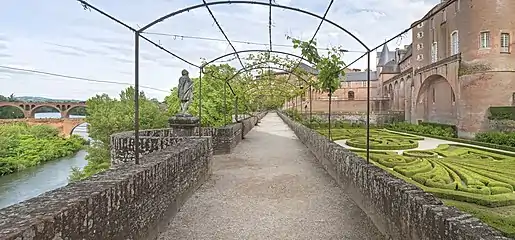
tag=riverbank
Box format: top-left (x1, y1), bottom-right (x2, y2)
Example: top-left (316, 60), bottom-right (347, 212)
top-left (0, 123), bottom-right (86, 176)
top-left (0, 149), bottom-right (88, 209)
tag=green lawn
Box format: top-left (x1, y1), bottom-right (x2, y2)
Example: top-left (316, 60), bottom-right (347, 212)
top-left (316, 127), bottom-right (515, 237)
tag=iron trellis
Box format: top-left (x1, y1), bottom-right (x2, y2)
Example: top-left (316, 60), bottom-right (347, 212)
top-left (76, 0), bottom-right (452, 165)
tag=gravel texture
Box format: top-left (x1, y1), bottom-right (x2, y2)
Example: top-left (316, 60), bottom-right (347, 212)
top-left (158, 113), bottom-right (384, 240)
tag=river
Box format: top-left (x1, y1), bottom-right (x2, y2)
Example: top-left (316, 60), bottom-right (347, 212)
top-left (0, 112), bottom-right (89, 209)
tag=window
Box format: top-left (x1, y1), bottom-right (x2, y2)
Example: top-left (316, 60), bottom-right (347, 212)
top-left (501, 33), bottom-right (510, 53)
top-left (431, 42), bottom-right (438, 63)
top-left (451, 31), bottom-right (459, 55)
top-left (480, 31), bottom-right (491, 49)
top-left (417, 22), bottom-right (424, 28)
top-left (442, 9), bottom-right (446, 22)
top-left (431, 18), bottom-right (435, 29)
top-left (432, 88), bottom-right (435, 103)
top-left (417, 43), bottom-right (424, 50)
top-left (455, 0), bottom-right (460, 12)
top-left (361, 81), bottom-right (366, 87)
top-left (417, 32), bottom-right (424, 39)
top-left (348, 91), bottom-right (355, 100)
top-left (417, 54), bottom-right (424, 61)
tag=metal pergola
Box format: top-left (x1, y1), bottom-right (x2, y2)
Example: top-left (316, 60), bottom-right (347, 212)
top-left (77, 0), bottom-right (454, 164)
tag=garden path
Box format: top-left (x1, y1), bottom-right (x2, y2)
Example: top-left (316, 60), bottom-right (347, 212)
top-left (334, 129), bottom-right (515, 155)
top-left (158, 113), bottom-right (383, 240)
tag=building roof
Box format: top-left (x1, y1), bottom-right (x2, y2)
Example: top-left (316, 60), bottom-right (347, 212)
top-left (377, 44), bottom-right (396, 67)
top-left (299, 62), bottom-right (319, 74)
top-left (399, 44), bottom-right (412, 64)
top-left (340, 71), bottom-right (378, 82)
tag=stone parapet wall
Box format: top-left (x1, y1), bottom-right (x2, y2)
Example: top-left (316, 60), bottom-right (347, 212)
top-left (277, 112), bottom-right (509, 240)
top-left (110, 112), bottom-right (267, 164)
top-left (0, 137), bottom-right (213, 240)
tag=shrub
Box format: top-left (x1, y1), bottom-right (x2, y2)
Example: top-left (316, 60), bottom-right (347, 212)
top-left (388, 122), bottom-right (455, 138)
top-left (346, 136), bottom-right (418, 150)
top-left (489, 106), bottom-right (515, 120)
top-left (403, 150), bottom-right (438, 158)
top-left (475, 132), bottom-right (515, 147)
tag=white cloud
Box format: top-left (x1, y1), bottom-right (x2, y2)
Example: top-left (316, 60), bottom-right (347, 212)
top-left (0, 0), bottom-right (438, 101)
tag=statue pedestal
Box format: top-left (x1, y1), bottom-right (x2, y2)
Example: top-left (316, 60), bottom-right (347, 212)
top-left (168, 113), bottom-right (200, 136)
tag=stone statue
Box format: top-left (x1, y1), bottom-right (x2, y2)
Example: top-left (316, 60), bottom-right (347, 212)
top-left (178, 69), bottom-right (193, 115)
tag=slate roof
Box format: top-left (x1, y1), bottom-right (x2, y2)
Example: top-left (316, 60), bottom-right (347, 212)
top-left (339, 71), bottom-right (378, 82)
top-left (377, 44), bottom-right (396, 67)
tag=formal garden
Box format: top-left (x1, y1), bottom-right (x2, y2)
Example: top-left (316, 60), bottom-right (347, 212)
top-left (284, 110), bottom-right (515, 237)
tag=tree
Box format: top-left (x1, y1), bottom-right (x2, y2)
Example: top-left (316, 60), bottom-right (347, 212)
top-left (288, 36), bottom-right (347, 139)
top-left (165, 64), bottom-right (250, 127)
top-left (70, 87), bottom-right (168, 181)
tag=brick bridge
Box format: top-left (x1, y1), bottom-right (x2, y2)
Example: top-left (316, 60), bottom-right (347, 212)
top-left (0, 112), bottom-right (508, 240)
top-left (0, 118), bottom-right (86, 137)
top-left (0, 101), bottom-right (86, 118)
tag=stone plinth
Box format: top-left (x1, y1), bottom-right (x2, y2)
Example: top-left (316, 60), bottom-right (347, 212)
top-left (169, 114), bottom-right (200, 136)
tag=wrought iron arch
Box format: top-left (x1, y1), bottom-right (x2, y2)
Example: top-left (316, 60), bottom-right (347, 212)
top-left (202, 49), bottom-right (319, 69)
top-left (138, 0), bottom-right (369, 51)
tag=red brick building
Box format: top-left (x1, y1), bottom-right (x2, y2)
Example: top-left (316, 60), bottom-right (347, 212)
top-left (378, 0), bottom-right (515, 138)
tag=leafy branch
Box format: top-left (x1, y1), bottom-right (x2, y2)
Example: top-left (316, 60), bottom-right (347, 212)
top-left (287, 36), bottom-right (346, 95)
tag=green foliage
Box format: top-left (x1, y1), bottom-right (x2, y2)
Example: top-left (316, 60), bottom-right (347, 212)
top-left (419, 122), bottom-right (457, 137)
top-left (475, 132), bottom-right (515, 148)
top-left (351, 144), bottom-right (515, 208)
top-left (165, 64), bottom-right (248, 127)
top-left (444, 199), bottom-right (515, 238)
top-left (346, 137), bottom-right (418, 150)
top-left (284, 109), bottom-right (302, 122)
top-left (316, 128), bottom-right (423, 142)
top-left (0, 123), bottom-right (85, 176)
top-left (388, 122), bottom-right (455, 138)
top-left (0, 94), bottom-right (24, 119)
top-left (288, 36), bottom-right (345, 94)
top-left (489, 107), bottom-right (515, 120)
top-left (70, 87), bottom-right (168, 181)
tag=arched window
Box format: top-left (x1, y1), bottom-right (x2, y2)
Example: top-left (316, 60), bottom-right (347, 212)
top-left (451, 31), bottom-right (459, 55)
top-left (348, 91), bottom-right (355, 100)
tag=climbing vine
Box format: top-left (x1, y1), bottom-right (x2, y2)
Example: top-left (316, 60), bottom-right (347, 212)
top-left (287, 36), bottom-right (346, 94)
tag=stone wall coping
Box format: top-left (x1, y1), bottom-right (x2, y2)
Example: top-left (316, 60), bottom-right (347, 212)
top-left (0, 137), bottom-right (211, 239)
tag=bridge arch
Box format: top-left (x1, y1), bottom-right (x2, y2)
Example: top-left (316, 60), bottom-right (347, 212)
top-left (0, 103), bottom-right (27, 118)
top-left (415, 74), bottom-right (457, 125)
top-left (30, 105), bottom-right (61, 118)
top-left (64, 105), bottom-right (87, 118)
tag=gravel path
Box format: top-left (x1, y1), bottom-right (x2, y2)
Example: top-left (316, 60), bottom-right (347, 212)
top-left (157, 113), bottom-right (384, 240)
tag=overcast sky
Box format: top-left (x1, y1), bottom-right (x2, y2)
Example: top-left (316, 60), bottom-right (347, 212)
top-left (0, 0), bottom-right (438, 101)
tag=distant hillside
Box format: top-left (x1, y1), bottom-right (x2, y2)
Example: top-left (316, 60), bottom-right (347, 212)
top-left (14, 96), bottom-right (84, 103)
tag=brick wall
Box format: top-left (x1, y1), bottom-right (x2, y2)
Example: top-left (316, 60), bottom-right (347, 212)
top-left (277, 111), bottom-right (509, 240)
top-left (0, 137), bottom-right (213, 240)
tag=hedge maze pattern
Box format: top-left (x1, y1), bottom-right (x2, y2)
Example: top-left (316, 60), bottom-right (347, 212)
top-left (317, 128), bottom-right (515, 207)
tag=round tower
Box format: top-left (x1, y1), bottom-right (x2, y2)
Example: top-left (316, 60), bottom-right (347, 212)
top-left (455, 0), bottom-right (515, 138)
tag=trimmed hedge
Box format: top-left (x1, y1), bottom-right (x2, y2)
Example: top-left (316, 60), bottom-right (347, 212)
top-left (352, 145), bottom-right (515, 208)
top-left (403, 150), bottom-right (438, 158)
top-left (388, 122), bottom-right (455, 138)
top-left (387, 128), bottom-right (515, 153)
top-left (346, 137), bottom-right (418, 150)
top-left (489, 106), bottom-right (515, 120)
